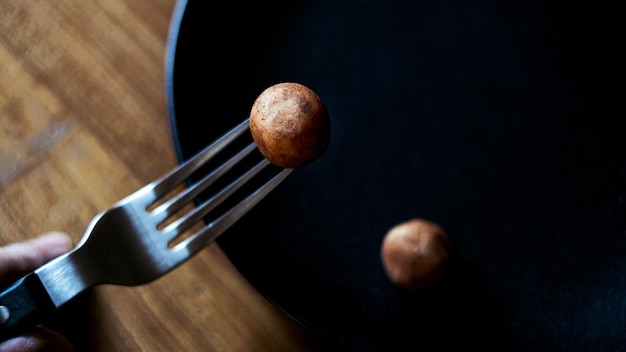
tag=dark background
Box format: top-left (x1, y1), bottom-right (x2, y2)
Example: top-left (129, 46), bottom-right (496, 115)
top-left (167, 0), bottom-right (625, 350)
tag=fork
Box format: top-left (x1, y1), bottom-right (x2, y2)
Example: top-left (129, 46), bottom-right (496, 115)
top-left (0, 118), bottom-right (292, 341)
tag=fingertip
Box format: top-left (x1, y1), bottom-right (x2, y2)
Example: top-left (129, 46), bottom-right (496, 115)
top-left (0, 327), bottom-right (73, 352)
top-left (31, 232), bottom-right (74, 257)
top-left (0, 232), bottom-right (74, 286)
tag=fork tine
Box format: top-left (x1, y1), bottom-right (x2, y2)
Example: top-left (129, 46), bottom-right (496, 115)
top-left (161, 156), bottom-right (271, 240)
top-left (149, 118), bottom-right (250, 200)
top-left (173, 167), bottom-right (293, 253)
top-left (151, 142), bottom-right (257, 220)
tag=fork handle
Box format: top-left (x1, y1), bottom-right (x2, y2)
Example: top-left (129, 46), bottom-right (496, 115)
top-left (0, 272), bottom-right (56, 341)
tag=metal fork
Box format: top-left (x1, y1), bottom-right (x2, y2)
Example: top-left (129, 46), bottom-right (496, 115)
top-left (0, 118), bottom-right (292, 341)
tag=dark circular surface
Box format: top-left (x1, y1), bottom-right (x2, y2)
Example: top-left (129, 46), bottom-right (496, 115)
top-left (165, 0), bottom-right (625, 351)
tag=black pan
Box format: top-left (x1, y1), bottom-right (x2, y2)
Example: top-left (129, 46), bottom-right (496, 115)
top-left (165, 0), bottom-right (625, 350)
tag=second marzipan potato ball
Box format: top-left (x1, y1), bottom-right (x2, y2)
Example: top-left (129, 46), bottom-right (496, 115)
top-left (249, 82), bottom-right (330, 169)
top-left (381, 218), bottom-right (452, 292)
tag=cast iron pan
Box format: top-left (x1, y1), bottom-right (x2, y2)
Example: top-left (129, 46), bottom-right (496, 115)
top-left (165, 0), bottom-right (625, 350)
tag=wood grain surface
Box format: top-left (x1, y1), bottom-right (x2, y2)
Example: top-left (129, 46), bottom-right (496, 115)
top-left (0, 1), bottom-right (322, 350)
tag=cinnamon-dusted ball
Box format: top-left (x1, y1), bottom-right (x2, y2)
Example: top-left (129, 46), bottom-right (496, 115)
top-left (381, 218), bottom-right (451, 292)
top-left (249, 82), bottom-right (330, 168)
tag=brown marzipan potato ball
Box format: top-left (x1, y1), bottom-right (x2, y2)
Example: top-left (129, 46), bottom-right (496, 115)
top-left (249, 82), bottom-right (330, 168)
top-left (381, 218), bottom-right (451, 292)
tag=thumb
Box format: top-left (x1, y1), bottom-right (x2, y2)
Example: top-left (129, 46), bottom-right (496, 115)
top-left (0, 232), bottom-right (73, 288)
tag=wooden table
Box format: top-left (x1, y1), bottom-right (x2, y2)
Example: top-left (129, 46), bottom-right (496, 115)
top-left (0, 1), bottom-right (322, 350)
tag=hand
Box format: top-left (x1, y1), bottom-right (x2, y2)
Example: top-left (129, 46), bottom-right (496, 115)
top-left (0, 232), bottom-right (74, 352)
